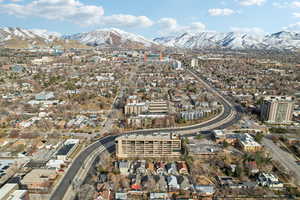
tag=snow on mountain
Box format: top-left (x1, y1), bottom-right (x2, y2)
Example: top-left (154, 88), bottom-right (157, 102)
top-left (64, 28), bottom-right (159, 48)
top-left (154, 31), bottom-right (300, 51)
top-left (0, 27), bottom-right (59, 42)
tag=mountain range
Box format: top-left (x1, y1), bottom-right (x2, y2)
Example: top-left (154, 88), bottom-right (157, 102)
top-left (0, 27), bottom-right (300, 51)
top-left (0, 27), bottom-right (86, 49)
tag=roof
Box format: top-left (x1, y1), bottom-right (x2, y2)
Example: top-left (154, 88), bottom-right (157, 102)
top-left (115, 192), bottom-right (127, 200)
top-left (195, 185), bottom-right (215, 194)
top-left (22, 169), bottom-right (57, 184)
top-left (117, 132), bottom-right (180, 140)
top-left (0, 183), bottom-right (18, 200)
top-left (8, 190), bottom-right (27, 200)
top-left (56, 143), bottom-right (75, 156)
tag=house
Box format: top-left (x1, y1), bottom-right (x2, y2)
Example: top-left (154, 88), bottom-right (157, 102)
top-left (165, 163), bottom-right (178, 175)
top-left (146, 162), bottom-right (155, 174)
top-left (257, 173), bottom-right (283, 189)
top-left (194, 185), bottom-right (215, 196)
top-left (156, 175), bottom-right (168, 192)
top-left (119, 161), bottom-right (130, 175)
top-left (35, 91), bottom-right (55, 101)
top-left (150, 193), bottom-right (170, 200)
top-left (155, 162), bottom-right (166, 175)
top-left (245, 161), bottom-right (259, 174)
top-left (115, 192), bottom-right (127, 200)
top-left (177, 176), bottom-right (191, 190)
top-left (177, 162), bottom-right (188, 174)
top-left (167, 175), bottom-right (179, 190)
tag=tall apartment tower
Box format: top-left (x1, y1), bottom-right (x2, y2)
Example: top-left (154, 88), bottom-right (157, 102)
top-left (261, 96), bottom-right (294, 124)
top-left (191, 58), bottom-right (199, 68)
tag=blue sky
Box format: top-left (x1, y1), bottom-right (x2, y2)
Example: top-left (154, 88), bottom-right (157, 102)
top-left (0, 0), bottom-right (299, 38)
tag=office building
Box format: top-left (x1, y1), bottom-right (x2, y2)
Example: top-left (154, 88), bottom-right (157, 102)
top-left (116, 133), bottom-right (181, 158)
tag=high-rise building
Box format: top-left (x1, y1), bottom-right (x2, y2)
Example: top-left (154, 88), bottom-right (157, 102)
top-left (191, 58), bottom-right (199, 68)
top-left (261, 96), bottom-right (294, 124)
top-left (116, 133), bottom-right (182, 158)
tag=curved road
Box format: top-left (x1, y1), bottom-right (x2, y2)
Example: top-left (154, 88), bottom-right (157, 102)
top-left (50, 67), bottom-right (240, 200)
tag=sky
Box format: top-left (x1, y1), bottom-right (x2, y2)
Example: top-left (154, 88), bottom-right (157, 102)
top-left (0, 0), bottom-right (299, 38)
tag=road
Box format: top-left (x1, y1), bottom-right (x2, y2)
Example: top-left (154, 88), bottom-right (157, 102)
top-left (262, 138), bottom-right (300, 185)
top-left (49, 66), bottom-right (240, 200)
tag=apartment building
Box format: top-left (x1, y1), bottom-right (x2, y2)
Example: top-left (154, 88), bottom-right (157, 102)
top-left (116, 133), bottom-right (182, 158)
top-left (124, 103), bottom-right (147, 115)
top-left (148, 101), bottom-right (169, 114)
top-left (261, 96), bottom-right (294, 124)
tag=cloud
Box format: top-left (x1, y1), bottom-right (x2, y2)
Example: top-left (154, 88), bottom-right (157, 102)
top-left (273, 1), bottom-right (300, 8)
top-left (293, 12), bottom-right (300, 18)
top-left (101, 15), bottom-right (153, 28)
top-left (157, 18), bottom-right (206, 35)
top-left (230, 27), bottom-right (266, 34)
top-left (239, 0), bottom-right (266, 6)
top-left (208, 8), bottom-right (235, 16)
top-left (283, 22), bottom-right (300, 31)
top-left (292, 1), bottom-right (300, 8)
top-left (0, 0), bottom-right (153, 28)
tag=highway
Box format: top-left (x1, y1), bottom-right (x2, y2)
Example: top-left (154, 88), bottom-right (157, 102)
top-left (49, 66), bottom-right (240, 200)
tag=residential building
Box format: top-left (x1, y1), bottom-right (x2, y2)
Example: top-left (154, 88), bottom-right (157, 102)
top-left (148, 101), bottom-right (169, 114)
top-left (261, 96), bottom-right (294, 124)
top-left (124, 103), bottom-right (147, 115)
top-left (116, 133), bottom-right (181, 158)
top-left (257, 173), bottom-right (283, 189)
top-left (191, 58), bottom-right (199, 68)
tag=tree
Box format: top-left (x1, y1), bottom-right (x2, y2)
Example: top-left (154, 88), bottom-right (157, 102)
top-left (234, 164), bottom-right (242, 178)
top-left (223, 141), bottom-right (229, 148)
top-left (254, 133), bottom-right (264, 143)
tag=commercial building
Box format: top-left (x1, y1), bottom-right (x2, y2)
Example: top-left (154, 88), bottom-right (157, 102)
top-left (56, 139), bottom-right (79, 161)
top-left (237, 133), bottom-right (262, 152)
top-left (261, 96), bottom-right (294, 124)
top-left (0, 183), bottom-right (28, 200)
top-left (116, 133), bottom-right (181, 158)
top-left (21, 169), bottom-right (57, 192)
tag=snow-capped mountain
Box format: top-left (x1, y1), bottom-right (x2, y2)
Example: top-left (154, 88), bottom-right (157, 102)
top-left (0, 27), bottom-right (60, 42)
top-left (154, 31), bottom-right (300, 51)
top-left (64, 28), bottom-right (160, 49)
top-left (0, 27), bottom-right (86, 49)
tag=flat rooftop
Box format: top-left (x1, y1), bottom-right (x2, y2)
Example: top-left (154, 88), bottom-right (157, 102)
top-left (117, 132), bottom-right (180, 140)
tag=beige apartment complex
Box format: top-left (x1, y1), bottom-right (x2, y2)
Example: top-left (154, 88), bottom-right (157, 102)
top-left (261, 96), bottom-right (294, 124)
top-left (116, 133), bottom-right (182, 158)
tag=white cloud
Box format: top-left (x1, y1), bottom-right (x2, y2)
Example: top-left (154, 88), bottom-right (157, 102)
top-left (273, 1), bottom-right (300, 8)
top-left (0, 0), bottom-right (153, 28)
top-left (102, 15), bottom-right (153, 28)
top-left (293, 12), bottom-right (300, 18)
top-left (283, 22), bottom-right (300, 31)
top-left (208, 8), bottom-right (235, 16)
top-left (292, 1), bottom-right (300, 8)
top-left (239, 0), bottom-right (266, 6)
top-left (157, 18), bottom-right (206, 35)
top-left (230, 27), bottom-right (266, 35)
